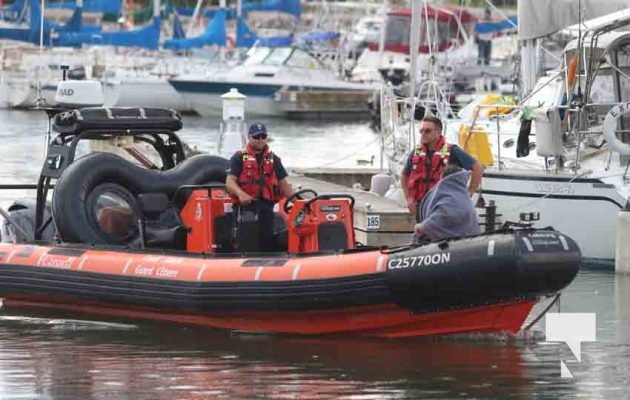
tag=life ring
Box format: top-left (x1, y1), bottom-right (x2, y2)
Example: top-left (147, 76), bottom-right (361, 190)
top-left (602, 102), bottom-right (630, 156)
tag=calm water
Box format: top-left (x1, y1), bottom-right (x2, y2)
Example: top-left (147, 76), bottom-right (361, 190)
top-left (0, 110), bottom-right (629, 399)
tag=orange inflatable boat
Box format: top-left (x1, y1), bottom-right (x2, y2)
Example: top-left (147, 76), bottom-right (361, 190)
top-left (0, 107), bottom-right (581, 337)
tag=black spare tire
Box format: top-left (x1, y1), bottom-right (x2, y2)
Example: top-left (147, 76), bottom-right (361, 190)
top-left (52, 152), bottom-right (228, 245)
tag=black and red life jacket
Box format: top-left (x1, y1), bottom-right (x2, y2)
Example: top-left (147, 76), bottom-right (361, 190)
top-left (407, 136), bottom-right (453, 202)
top-left (234, 144), bottom-right (281, 204)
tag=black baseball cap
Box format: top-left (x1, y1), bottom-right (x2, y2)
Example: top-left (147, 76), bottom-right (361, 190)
top-left (248, 123), bottom-right (267, 136)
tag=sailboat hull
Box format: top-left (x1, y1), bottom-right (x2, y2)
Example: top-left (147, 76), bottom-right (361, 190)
top-left (481, 170), bottom-right (624, 268)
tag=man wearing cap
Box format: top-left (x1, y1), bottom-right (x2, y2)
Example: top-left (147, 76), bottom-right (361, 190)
top-left (400, 116), bottom-right (483, 222)
top-left (226, 123), bottom-right (294, 252)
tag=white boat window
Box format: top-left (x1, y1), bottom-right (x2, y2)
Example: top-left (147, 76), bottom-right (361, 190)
top-left (385, 16), bottom-right (411, 47)
top-left (285, 49), bottom-right (319, 69)
top-left (617, 44), bottom-right (630, 101)
top-left (262, 48), bottom-right (293, 66)
top-left (244, 47), bottom-right (272, 66)
top-left (590, 74), bottom-right (616, 104)
top-left (621, 77), bottom-right (630, 102)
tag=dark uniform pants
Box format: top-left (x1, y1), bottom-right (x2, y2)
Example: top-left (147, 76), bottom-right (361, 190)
top-left (234, 201), bottom-right (275, 252)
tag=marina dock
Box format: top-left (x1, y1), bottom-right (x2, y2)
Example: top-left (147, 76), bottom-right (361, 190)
top-left (275, 89), bottom-right (373, 119)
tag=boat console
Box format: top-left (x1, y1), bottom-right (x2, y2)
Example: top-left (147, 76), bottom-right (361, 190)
top-left (176, 185), bottom-right (356, 254)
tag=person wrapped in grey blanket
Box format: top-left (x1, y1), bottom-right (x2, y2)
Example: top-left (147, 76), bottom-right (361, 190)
top-left (414, 165), bottom-right (481, 242)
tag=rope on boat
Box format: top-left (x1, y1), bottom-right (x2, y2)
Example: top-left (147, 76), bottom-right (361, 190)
top-left (523, 293), bottom-right (561, 331)
top-left (313, 134), bottom-right (383, 169)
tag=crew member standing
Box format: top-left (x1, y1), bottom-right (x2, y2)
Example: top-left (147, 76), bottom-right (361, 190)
top-left (226, 123), bottom-right (294, 252)
top-left (400, 116), bottom-right (483, 221)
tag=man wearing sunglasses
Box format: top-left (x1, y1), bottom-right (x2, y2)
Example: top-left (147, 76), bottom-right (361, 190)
top-left (226, 123), bottom-right (294, 252)
top-left (400, 116), bottom-right (483, 221)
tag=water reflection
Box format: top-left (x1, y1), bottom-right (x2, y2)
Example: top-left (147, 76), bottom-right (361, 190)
top-left (0, 316), bottom-right (541, 399)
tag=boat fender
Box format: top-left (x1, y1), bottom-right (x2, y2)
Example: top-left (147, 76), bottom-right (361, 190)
top-left (603, 102), bottom-right (630, 156)
top-left (52, 152), bottom-right (228, 245)
top-left (532, 107), bottom-right (563, 157)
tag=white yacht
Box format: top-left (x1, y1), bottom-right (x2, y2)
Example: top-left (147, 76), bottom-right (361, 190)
top-left (102, 53), bottom-right (224, 113)
top-left (169, 46), bottom-right (381, 117)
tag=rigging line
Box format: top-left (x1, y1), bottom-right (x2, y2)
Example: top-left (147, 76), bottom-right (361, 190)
top-left (313, 134), bottom-right (383, 168)
top-left (483, 0), bottom-right (516, 29)
top-left (602, 60), bottom-right (630, 83)
top-left (524, 293), bottom-right (561, 331)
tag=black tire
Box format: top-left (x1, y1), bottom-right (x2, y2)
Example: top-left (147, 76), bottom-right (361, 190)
top-left (53, 152), bottom-right (228, 244)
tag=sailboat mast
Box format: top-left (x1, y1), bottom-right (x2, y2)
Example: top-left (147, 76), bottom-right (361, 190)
top-left (188, 0), bottom-right (205, 37)
top-left (377, 0), bottom-right (389, 66)
top-left (35, 0), bottom-right (45, 107)
top-left (407, 0), bottom-right (421, 144)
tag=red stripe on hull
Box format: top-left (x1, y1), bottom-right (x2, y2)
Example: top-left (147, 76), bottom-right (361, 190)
top-left (2, 295), bottom-right (536, 338)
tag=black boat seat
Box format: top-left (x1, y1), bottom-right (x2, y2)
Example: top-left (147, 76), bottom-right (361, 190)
top-left (137, 193), bottom-right (187, 250)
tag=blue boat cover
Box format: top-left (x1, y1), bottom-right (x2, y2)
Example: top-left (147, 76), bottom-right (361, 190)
top-left (174, 0), bottom-right (300, 20)
top-left (58, 17), bottom-right (161, 49)
top-left (474, 17), bottom-right (517, 34)
top-left (0, 0), bottom-right (101, 45)
top-left (47, 0), bottom-right (123, 15)
top-left (236, 17), bottom-right (296, 48)
top-left (0, 0), bottom-right (87, 45)
top-left (298, 31), bottom-right (339, 42)
top-left (164, 9), bottom-right (226, 50)
top-left (235, 16), bottom-right (257, 48)
top-left (0, 0), bottom-right (28, 23)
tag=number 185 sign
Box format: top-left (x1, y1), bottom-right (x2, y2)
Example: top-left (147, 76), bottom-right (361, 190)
top-left (366, 214), bottom-right (380, 230)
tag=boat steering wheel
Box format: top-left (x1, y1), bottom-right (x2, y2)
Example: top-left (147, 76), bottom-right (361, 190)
top-left (283, 189), bottom-right (318, 214)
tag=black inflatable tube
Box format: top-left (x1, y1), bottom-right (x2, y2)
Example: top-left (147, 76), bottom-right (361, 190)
top-left (385, 229), bottom-right (581, 312)
top-left (52, 152), bottom-right (228, 244)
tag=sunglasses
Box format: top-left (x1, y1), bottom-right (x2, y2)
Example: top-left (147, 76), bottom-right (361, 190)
top-left (251, 133), bottom-right (268, 140)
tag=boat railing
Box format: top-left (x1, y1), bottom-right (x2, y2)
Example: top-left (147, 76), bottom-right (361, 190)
top-left (457, 97), bottom-right (627, 172)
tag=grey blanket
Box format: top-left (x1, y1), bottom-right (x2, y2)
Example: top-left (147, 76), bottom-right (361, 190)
top-left (418, 170), bottom-right (481, 241)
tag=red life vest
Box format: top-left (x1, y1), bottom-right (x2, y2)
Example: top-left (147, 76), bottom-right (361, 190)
top-left (407, 136), bottom-right (453, 202)
top-left (234, 144), bottom-right (281, 204)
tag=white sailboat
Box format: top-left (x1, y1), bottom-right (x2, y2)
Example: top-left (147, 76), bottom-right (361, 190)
top-left (379, 5), bottom-right (630, 268)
